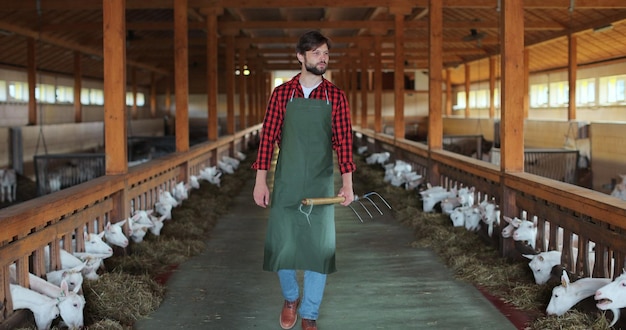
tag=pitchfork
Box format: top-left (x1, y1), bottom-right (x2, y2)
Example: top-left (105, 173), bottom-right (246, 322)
top-left (299, 192), bottom-right (392, 223)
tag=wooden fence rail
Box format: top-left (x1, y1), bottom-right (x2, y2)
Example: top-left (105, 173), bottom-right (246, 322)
top-left (0, 125), bottom-right (260, 325)
top-left (353, 127), bottom-right (626, 281)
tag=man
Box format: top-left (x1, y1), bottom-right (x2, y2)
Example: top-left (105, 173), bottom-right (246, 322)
top-left (252, 30), bottom-right (356, 330)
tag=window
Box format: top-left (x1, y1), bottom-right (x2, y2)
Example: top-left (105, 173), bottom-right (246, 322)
top-left (89, 88), bottom-right (104, 105)
top-left (453, 91), bottom-right (466, 110)
top-left (8, 81), bottom-right (28, 101)
top-left (56, 86), bottom-right (74, 103)
top-left (126, 92), bottom-right (146, 107)
top-left (576, 78), bottom-right (595, 106)
top-left (549, 81), bottom-right (568, 107)
top-left (599, 75), bottom-right (626, 105)
top-left (0, 80), bottom-right (6, 101)
top-left (530, 83), bottom-right (548, 108)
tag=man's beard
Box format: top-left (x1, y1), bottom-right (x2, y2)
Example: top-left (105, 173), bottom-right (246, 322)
top-left (305, 61), bottom-right (326, 75)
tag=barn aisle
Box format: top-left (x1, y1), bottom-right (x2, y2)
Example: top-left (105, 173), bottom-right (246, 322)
top-left (134, 173), bottom-right (516, 330)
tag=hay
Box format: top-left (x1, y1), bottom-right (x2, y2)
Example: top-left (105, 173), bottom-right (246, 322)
top-left (78, 151), bottom-right (257, 328)
top-left (83, 272), bottom-right (164, 325)
top-left (351, 152), bottom-right (610, 329)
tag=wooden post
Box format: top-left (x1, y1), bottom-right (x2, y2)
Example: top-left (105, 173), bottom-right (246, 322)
top-left (568, 34), bottom-right (577, 120)
top-left (224, 32), bottom-right (237, 135)
top-left (391, 6), bottom-right (409, 140)
top-left (464, 64), bottom-right (471, 118)
top-left (131, 67), bottom-right (138, 120)
top-left (489, 57), bottom-right (496, 119)
top-left (150, 72), bottom-right (156, 118)
top-left (428, 0), bottom-right (443, 186)
top-left (373, 34), bottom-right (383, 133)
top-left (74, 51), bottom-right (82, 123)
top-left (103, 0), bottom-right (127, 175)
top-left (239, 47), bottom-right (247, 130)
top-left (174, 0), bottom-right (189, 152)
top-left (360, 47), bottom-right (368, 129)
top-left (445, 68), bottom-right (452, 116)
top-left (27, 38), bottom-right (36, 125)
top-left (500, 0), bottom-right (525, 258)
top-left (204, 7), bottom-right (220, 141)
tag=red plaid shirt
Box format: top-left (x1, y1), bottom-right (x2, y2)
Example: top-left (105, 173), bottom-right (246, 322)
top-left (252, 73), bottom-right (356, 174)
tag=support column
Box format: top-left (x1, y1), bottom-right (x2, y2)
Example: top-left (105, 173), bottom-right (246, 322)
top-left (464, 64), bottom-right (471, 118)
top-left (27, 38), bottom-right (36, 125)
top-left (489, 57), bottom-right (496, 119)
top-left (390, 5), bottom-right (410, 139)
top-left (224, 32), bottom-right (237, 135)
top-left (360, 46), bottom-right (368, 129)
top-left (238, 47), bottom-right (248, 130)
top-left (428, 0), bottom-right (443, 186)
top-left (150, 72), bottom-right (157, 118)
top-left (74, 51), bottom-right (82, 122)
top-left (445, 69), bottom-right (452, 116)
top-left (500, 0), bottom-right (525, 259)
top-left (373, 35), bottom-right (383, 133)
top-left (103, 0), bottom-right (127, 175)
top-left (204, 7), bottom-right (221, 141)
top-left (568, 34), bottom-right (577, 120)
top-left (174, 0), bottom-right (189, 152)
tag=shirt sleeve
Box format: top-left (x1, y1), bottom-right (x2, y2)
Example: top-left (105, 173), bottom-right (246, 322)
top-left (251, 87), bottom-right (285, 171)
top-left (332, 89), bottom-right (356, 174)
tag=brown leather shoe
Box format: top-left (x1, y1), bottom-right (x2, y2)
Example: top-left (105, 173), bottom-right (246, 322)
top-left (280, 298), bottom-right (299, 329)
top-left (302, 318), bottom-right (317, 330)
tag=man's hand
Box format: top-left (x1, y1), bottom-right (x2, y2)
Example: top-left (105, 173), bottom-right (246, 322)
top-left (253, 170), bottom-right (270, 208)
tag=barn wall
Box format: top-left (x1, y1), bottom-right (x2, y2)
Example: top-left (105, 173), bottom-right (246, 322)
top-left (590, 122), bottom-right (626, 193)
top-left (442, 118), bottom-right (495, 141)
top-left (0, 119), bottom-right (163, 176)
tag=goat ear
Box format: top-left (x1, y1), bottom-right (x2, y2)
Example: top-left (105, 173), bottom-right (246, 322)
top-left (522, 254), bottom-right (535, 260)
top-left (561, 270), bottom-right (570, 288)
top-left (98, 231), bottom-right (105, 239)
top-left (60, 279), bottom-right (69, 293)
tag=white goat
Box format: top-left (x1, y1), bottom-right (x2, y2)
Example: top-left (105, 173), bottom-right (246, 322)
top-left (172, 181), bottom-right (190, 203)
top-left (44, 246), bottom-right (101, 280)
top-left (27, 275), bottom-right (85, 330)
top-left (523, 251), bottom-right (563, 285)
top-left (158, 189), bottom-right (179, 208)
top-left (45, 262), bottom-right (86, 292)
top-left (610, 174), bottom-right (626, 201)
top-left (189, 175), bottom-right (200, 189)
top-left (0, 168), bottom-right (17, 203)
top-left (199, 166), bottom-right (222, 186)
top-left (501, 215), bottom-right (523, 239)
top-left (10, 283), bottom-right (60, 330)
top-left (217, 160), bottom-right (235, 174)
top-left (155, 200), bottom-right (173, 220)
top-left (365, 152), bottom-right (390, 165)
top-left (78, 231), bottom-right (113, 257)
top-left (104, 220), bottom-right (129, 248)
top-left (596, 272), bottom-right (626, 315)
top-left (463, 206), bottom-right (481, 232)
top-left (9, 264), bottom-right (85, 330)
top-left (547, 271), bottom-right (618, 326)
top-left (421, 186), bottom-right (457, 213)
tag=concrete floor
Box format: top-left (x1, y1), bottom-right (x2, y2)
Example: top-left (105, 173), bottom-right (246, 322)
top-left (134, 175), bottom-right (517, 330)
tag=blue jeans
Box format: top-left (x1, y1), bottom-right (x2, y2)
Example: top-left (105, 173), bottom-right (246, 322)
top-left (277, 269), bottom-right (327, 320)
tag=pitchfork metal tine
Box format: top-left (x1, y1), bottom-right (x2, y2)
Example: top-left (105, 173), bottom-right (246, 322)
top-left (356, 200), bottom-right (374, 218)
top-left (348, 204), bottom-right (364, 223)
top-left (362, 196), bottom-right (383, 215)
top-left (362, 192), bottom-right (392, 210)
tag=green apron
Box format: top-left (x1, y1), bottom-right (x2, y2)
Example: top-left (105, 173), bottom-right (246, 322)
top-left (263, 94), bottom-right (336, 274)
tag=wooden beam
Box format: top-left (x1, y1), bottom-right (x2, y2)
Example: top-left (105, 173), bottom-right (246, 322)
top-left (2, 0), bottom-right (625, 11)
top-left (174, 0), bottom-right (190, 152)
top-left (103, 0), bottom-right (128, 175)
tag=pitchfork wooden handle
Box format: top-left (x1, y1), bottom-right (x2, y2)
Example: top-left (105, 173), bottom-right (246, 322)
top-left (301, 196), bottom-right (346, 206)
